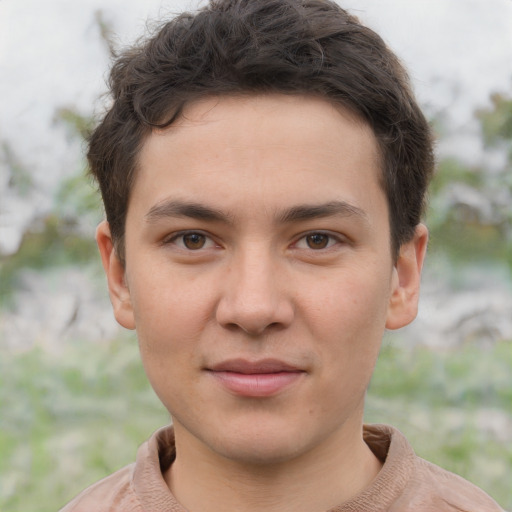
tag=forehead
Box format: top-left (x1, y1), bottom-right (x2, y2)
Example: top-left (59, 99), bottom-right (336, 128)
top-left (131, 94), bottom-right (386, 225)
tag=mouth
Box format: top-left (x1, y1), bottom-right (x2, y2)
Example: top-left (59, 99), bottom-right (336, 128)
top-left (206, 358), bottom-right (306, 397)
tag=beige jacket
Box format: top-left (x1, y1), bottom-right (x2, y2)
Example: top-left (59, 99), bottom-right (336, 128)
top-left (60, 424), bottom-right (504, 512)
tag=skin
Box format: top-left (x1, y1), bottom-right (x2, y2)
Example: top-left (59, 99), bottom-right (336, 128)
top-left (97, 94), bottom-right (428, 512)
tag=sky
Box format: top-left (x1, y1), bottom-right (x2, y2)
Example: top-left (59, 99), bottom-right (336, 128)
top-left (0, 0), bottom-right (511, 253)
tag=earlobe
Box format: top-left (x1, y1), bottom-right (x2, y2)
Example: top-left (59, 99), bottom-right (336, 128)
top-left (385, 224), bottom-right (428, 330)
top-left (96, 221), bottom-right (136, 330)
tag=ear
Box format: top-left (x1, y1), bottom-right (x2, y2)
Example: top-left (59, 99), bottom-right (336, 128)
top-left (96, 220), bottom-right (136, 330)
top-left (385, 223), bottom-right (428, 330)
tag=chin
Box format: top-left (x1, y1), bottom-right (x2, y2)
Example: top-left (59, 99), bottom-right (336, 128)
top-left (206, 416), bottom-right (331, 467)
top-left (214, 435), bottom-right (307, 466)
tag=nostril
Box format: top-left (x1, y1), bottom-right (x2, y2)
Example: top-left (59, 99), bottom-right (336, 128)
top-left (218, 313), bottom-right (292, 337)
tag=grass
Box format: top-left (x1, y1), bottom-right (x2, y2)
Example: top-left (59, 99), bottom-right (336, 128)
top-left (0, 336), bottom-right (168, 512)
top-left (366, 339), bottom-right (512, 509)
top-left (0, 336), bottom-right (510, 511)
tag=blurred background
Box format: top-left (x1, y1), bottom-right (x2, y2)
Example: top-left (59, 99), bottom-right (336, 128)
top-left (0, 0), bottom-right (511, 510)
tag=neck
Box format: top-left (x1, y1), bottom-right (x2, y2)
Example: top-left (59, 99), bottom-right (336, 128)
top-left (164, 419), bottom-right (382, 512)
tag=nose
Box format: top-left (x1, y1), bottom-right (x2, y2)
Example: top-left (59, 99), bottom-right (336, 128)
top-left (215, 248), bottom-right (294, 336)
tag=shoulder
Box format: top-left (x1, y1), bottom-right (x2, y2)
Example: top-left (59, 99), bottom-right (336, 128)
top-left (399, 457), bottom-right (505, 512)
top-left (58, 425), bottom-right (178, 512)
top-left (58, 463), bottom-right (141, 512)
top-left (361, 424), bottom-right (504, 512)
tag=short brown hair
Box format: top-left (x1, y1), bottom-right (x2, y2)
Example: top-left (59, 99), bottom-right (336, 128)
top-left (88, 0), bottom-right (434, 262)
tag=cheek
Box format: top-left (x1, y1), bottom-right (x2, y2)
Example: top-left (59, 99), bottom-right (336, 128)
top-left (132, 289), bottom-right (206, 409)
top-left (301, 268), bottom-right (391, 380)
top-left (129, 281), bottom-right (217, 419)
top-left (304, 267), bottom-right (391, 336)
top-left (128, 272), bottom-right (214, 365)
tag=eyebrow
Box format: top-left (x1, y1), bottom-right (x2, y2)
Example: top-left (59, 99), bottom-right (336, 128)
top-left (277, 201), bottom-right (369, 224)
top-left (145, 199), bottom-right (231, 224)
top-left (145, 199), bottom-right (368, 225)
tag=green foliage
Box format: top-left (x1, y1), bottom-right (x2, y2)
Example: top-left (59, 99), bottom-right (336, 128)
top-left (52, 106), bottom-right (99, 220)
top-left (427, 88), bottom-right (512, 270)
top-left (0, 215), bottom-right (98, 307)
top-left (0, 107), bottom-right (102, 307)
top-left (428, 157), bottom-right (484, 197)
top-left (426, 158), bottom-right (500, 264)
top-left (54, 171), bottom-right (103, 227)
top-left (0, 336), bottom-right (169, 512)
top-left (54, 107), bottom-right (95, 141)
top-left (366, 340), bottom-right (512, 509)
top-left (369, 341), bottom-right (512, 411)
top-left (428, 219), bottom-right (509, 266)
top-left (1, 142), bottom-right (33, 197)
top-left (477, 92), bottom-right (512, 150)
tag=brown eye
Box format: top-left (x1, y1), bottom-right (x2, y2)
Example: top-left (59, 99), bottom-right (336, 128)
top-left (306, 233), bottom-right (329, 249)
top-left (183, 233), bottom-right (206, 250)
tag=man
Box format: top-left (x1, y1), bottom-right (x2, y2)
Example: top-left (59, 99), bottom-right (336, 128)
top-left (60, 0), bottom-right (504, 510)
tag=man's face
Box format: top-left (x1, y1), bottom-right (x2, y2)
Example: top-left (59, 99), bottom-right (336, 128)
top-left (99, 94), bottom-right (425, 465)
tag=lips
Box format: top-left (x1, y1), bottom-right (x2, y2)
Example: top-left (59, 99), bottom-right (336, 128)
top-left (206, 358), bottom-right (306, 397)
top-left (209, 358), bottom-right (302, 374)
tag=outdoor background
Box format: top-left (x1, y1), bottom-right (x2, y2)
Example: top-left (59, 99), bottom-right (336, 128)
top-left (1, 1), bottom-right (511, 510)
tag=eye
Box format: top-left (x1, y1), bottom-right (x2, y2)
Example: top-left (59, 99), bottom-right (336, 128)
top-left (182, 233), bottom-right (207, 250)
top-left (165, 231), bottom-right (217, 250)
top-left (294, 232), bottom-right (340, 250)
top-left (305, 233), bottom-right (330, 249)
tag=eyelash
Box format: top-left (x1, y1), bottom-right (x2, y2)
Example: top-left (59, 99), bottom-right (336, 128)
top-left (163, 230), bottom-right (345, 252)
top-left (293, 231), bottom-right (345, 251)
top-left (163, 231), bottom-right (218, 251)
